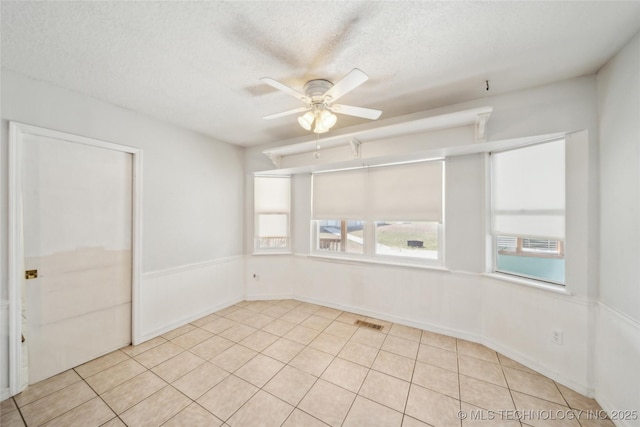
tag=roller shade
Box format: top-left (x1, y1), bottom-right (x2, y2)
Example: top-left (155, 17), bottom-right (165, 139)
top-left (312, 168), bottom-right (367, 220)
top-left (368, 161), bottom-right (443, 221)
top-left (254, 176), bottom-right (290, 213)
top-left (312, 160), bottom-right (443, 222)
top-left (491, 140), bottom-right (565, 239)
top-left (257, 214), bottom-right (287, 237)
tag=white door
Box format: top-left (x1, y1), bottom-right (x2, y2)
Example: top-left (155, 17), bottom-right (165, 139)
top-left (22, 132), bottom-right (133, 384)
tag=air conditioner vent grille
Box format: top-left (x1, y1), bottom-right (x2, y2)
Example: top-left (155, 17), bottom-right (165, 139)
top-left (354, 320), bottom-right (384, 331)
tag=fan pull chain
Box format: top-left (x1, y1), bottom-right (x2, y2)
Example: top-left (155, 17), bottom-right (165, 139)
top-left (314, 133), bottom-right (321, 159)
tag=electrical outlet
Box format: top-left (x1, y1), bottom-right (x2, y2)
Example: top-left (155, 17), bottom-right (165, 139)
top-left (552, 329), bottom-right (564, 345)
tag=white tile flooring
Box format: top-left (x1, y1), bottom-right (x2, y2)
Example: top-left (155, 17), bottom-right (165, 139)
top-left (1, 299), bottom-right (614, 427)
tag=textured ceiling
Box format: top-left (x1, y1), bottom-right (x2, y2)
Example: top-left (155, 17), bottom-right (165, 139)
top-left (2, 1), bottom-right (639, 147)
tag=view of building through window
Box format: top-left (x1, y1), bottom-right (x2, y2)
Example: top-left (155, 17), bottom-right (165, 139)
top-left (496, 235), bottom-right (565, 283)
top-left (316, 220), bottom-right (364, 254)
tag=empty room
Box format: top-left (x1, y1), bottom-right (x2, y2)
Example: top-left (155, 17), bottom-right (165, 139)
top-left (1, 1), bottom-right (639, 426)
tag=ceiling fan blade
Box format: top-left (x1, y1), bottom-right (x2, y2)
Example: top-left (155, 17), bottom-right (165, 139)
top-left (329, 104), bottom-right (382, 120)
top-left (263, 106), bottom-right (310, 120)
top-left (261, 77), bottom-right (310, 103)
top-left (324, 68), bottom-right (369, 102)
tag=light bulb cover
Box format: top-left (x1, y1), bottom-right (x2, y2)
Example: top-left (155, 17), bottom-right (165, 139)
top-left (298, 111), bottom-right (314, 130)
top-left (320, 110), bottom-right (337, 129)
top-left (313, 120), bottom-right (329, 133)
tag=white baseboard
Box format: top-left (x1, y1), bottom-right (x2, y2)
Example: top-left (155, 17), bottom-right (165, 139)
top-left (245, 293), bottom-right (294, 301)
top-left (139, 256), bottom-right (244, 343)
top-left (139, 296), bottom-right (242, 343)
top-left (281, 293), bottom-right (594, 397)
top-left (593, 302), bottom-right (640, 427)
top-left (482, 336), bottom-right (593, 397)
top-left (293, 294), bottom-right (481, 343)
top-left (594, 394), bottom-right (637, 427)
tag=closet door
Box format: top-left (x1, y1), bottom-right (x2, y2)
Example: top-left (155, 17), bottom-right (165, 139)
top-left (22, 132), bottom-right (133, 384)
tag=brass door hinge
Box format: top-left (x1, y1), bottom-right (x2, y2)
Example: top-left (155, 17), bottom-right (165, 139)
top-left (25, 269), bottom-right (38, 280)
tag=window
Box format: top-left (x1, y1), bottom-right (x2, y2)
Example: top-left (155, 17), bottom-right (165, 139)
top-left (491, 140), bottom-right (565, 284)
top-left (375, 221), bottom-right (439, 260)
top-left (254, 175), bottom-right (290, 252)
top-left (311, 159), bottom-right (444, 264)
top-left (315, 220), bottom-right (364, 254)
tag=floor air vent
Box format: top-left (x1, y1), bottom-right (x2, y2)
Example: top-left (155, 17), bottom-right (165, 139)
top-left (354, 320), bottom-right (384, 331)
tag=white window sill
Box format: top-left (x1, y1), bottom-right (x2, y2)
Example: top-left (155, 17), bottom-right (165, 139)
top-left (308, 253), bottom-right (449, 272)
top-left (252, 251), bottom-right (293, 256)
top-left (483, 272), bottom-right (571, 295)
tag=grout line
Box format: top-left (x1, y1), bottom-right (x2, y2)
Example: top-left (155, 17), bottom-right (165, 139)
top-left (12, 397), bottom-right (29, 427)
top-left (401, 334), bottom-right (419, 419)
top-left (500, 355), bottom-right (523, 423)
top-left (268, 310), bottom-right (370, 425)
top-left (12, 377), bottom-right (82, 411)
top-left (188, 301), bottom-right (305, 424)
top-left (207, 304), bottom-right (312, 424)
top-left (552, 380), bottom-right (572, 408)
top-left (24, 379), bottom-right (98, 426)
top-left (109, 377), bottom-right (171, 421)
top-left (455, 336), bottom-right (463, 427)
top-left (91, 376), bottom-right (128, 427)
top-left (11, 299), bottom-right (595, 427)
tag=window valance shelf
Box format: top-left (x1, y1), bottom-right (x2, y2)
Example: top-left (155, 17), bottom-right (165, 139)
top-left (261, 106), bottom-right (492, 171)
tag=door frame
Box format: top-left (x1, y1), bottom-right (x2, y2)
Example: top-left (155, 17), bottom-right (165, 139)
top-left (7, 122), bottom-right (143, 396)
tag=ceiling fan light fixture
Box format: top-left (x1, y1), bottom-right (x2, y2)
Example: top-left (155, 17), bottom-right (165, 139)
top-left (312, 107), bottom-right (334, 134)
top-left (313, 118), bottom-right (327, 134)
top-left (320, 109), bottom-right (337, 129)
top-left (263, 69), bottom-right (381, 133)
top-left (313, 121), bottom-right (329, 134)
top-left (297, 111), bottom-right (314, 130)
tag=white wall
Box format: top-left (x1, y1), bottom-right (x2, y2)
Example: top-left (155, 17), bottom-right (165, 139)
top-left (596, 31), bottom-right (640, 427)
top-left (597, 32), bottom-right (640, 322)
top-left (244, 75), bottom-right (600, 395)
top-left (1, 70), bottom-right (245, 395)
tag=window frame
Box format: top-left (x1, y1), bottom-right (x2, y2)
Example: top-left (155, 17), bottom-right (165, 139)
top-left (312, 219), bottom-right (368, 257)
top-left (253, 175), bottom-right (292, 254)
top-left (372, 220), bottom-right (443, 263)
top-left (311, 219), bottom-right (444, 267)
top-left (310, 159), bottom-right (445, 267)
top-left (489, 139), bottom-right (566, 286)
top-left (496, 236), bottom-right (564, 258)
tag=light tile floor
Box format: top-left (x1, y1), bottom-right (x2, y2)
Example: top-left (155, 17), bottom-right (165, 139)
top-left (1, 300), bottom-right (615, 427)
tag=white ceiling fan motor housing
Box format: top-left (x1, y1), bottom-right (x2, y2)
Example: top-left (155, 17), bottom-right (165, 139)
top-left (303, 79), bottom-right (334, 104)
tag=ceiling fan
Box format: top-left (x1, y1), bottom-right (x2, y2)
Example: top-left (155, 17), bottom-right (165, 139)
top-left (261, 68), bottom-right (382, 134)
